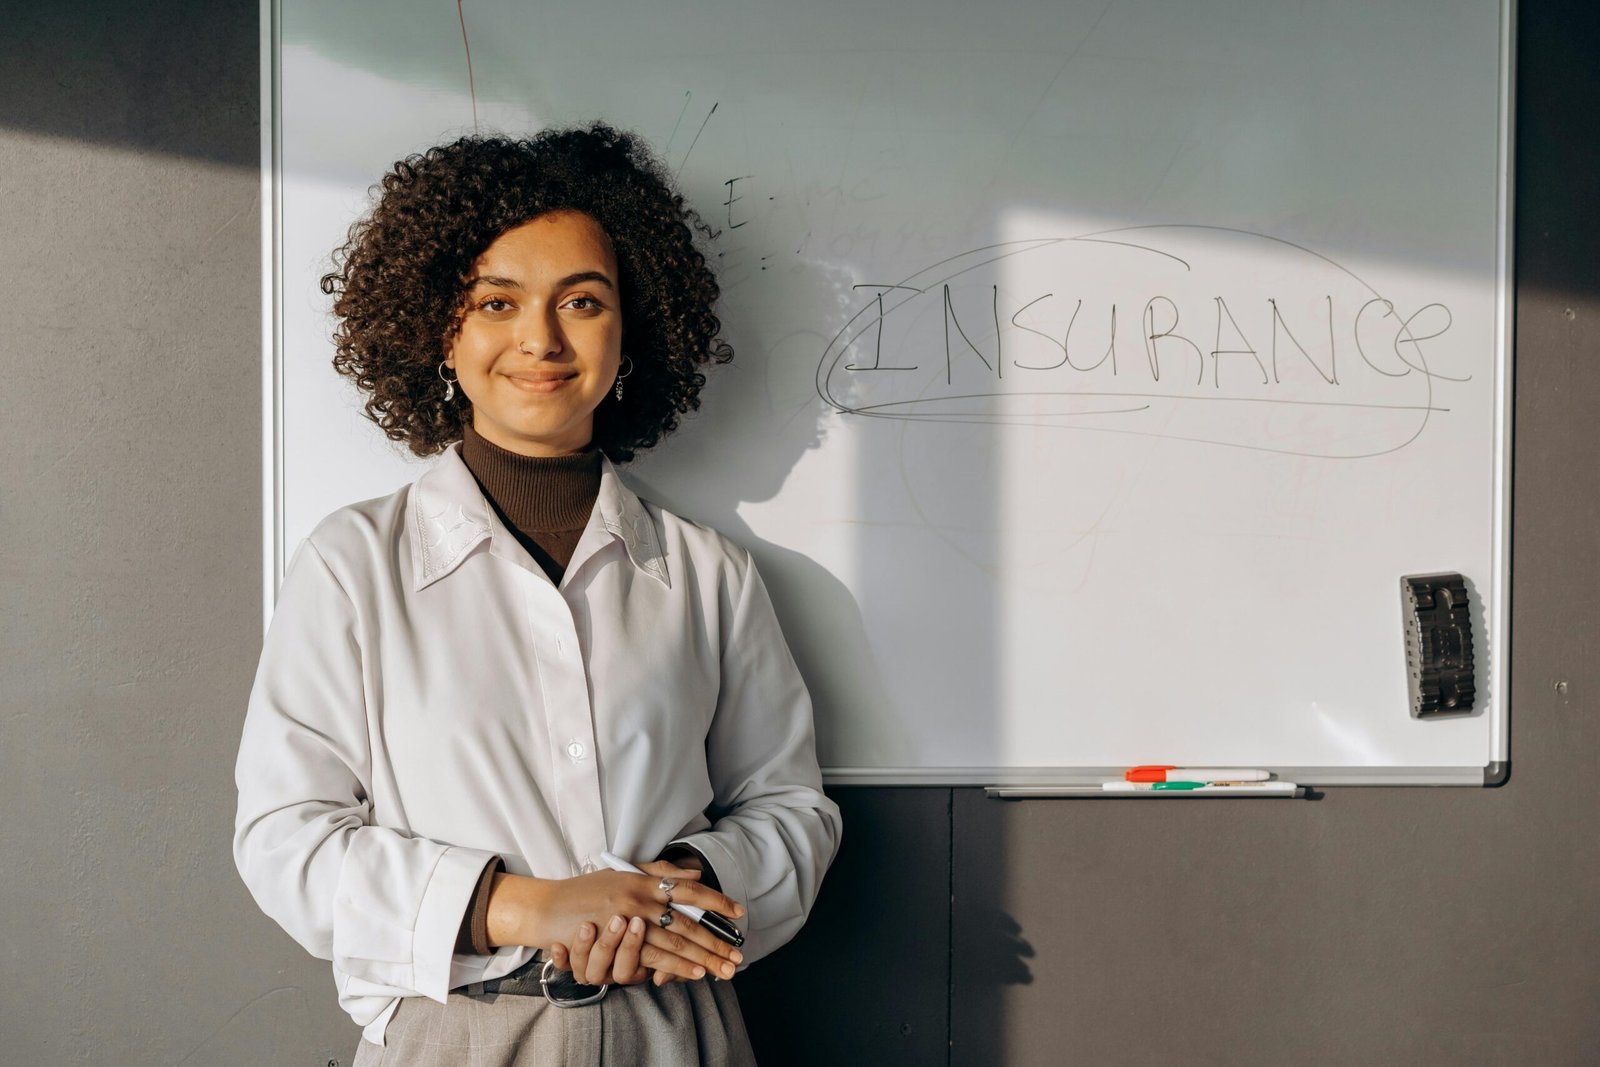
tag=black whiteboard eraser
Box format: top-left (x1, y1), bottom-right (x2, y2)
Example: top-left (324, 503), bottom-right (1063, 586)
top-left (1400, 572), bottom-right (1476, 718)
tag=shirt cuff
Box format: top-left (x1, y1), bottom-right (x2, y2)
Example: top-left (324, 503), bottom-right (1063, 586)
top-left (413, 845), bottom-right (503, 1002)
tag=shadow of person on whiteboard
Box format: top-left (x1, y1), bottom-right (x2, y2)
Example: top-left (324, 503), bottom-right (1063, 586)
top-left (629, 254), bottom-right (915, 771)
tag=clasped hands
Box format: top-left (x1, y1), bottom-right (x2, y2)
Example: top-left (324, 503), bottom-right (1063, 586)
top-left (487, 860), bottom-right (745, 988)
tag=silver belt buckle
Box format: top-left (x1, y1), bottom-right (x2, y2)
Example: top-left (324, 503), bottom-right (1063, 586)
top-left (539, 958), bottom-right (609, 1007)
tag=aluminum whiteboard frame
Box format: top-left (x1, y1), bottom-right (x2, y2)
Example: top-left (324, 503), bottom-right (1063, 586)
top-left (260, 0), bottom-right (283, 639)
top-left (260, 0), bottom-right (1517, 788)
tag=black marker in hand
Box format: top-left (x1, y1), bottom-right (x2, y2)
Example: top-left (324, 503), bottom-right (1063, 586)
top-left (599, 850), bottom-right (746, 948)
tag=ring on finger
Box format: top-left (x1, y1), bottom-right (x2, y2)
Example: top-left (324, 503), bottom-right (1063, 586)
top-left (658, 909), bottom-right (674, 928)
top-left (657, 876), bottom-right (676, 904)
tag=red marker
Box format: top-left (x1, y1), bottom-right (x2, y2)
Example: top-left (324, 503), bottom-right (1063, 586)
top-left (1126, 765), bottom-right (1271, 783)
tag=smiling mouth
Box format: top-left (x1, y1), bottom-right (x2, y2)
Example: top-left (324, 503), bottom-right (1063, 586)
top-left (504, 372), bottom-right (577, 393)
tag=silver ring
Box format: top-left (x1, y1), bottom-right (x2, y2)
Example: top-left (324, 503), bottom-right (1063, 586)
top-left (658, 877), bottom-right (676, 903)
top-left (658, 910), bottom-right (674, 928)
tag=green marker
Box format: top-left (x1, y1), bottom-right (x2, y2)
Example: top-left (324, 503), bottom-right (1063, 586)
top-left (1150, 781), bottom-right (1205, 790)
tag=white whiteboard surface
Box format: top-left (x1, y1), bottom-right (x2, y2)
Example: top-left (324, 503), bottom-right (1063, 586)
top-left (266, 0), bottom-right (1513, 785)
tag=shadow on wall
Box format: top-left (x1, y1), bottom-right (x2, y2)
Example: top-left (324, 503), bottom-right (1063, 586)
top-left (0, 1), bottom-right (259, 169)
top-left (734, 787), bottom-right (1036, 1067)
top-left (628, 251), bottom-right (922, 768)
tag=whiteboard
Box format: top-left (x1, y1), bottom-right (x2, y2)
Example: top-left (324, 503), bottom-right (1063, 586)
top-left (266, 0), bottom-right (1513, 785)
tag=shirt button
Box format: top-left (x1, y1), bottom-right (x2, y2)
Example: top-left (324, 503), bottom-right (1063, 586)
top-left (567, 740), bottom-right (586, 761)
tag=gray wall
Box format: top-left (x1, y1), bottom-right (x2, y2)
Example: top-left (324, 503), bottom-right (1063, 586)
top-left (3, 2), bottom-right (1595, 1064)
top-left (0, 3), bottom-right (351, 1063)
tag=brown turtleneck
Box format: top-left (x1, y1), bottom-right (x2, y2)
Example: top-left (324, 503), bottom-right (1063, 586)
top-left (460, 422), bottom-right (601, 584)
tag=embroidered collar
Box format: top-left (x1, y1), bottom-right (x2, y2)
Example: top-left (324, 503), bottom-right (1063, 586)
top-left (408, 445), bottom-right (669, 590)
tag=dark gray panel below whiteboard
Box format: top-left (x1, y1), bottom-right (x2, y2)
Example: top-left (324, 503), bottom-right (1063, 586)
top-left (735, 788), bottom-right (951, 1066)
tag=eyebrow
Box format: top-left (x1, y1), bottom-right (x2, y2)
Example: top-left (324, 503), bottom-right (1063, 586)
top-left (554, 270), bottom-right (617, 291)
top-left (467, 271), bottom-right (616, 292)
top-left (468, 274), bottom-right (524, 290)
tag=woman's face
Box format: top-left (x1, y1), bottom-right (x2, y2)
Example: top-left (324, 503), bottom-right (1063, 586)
top-left (446, 210), bottom-right (623, 457)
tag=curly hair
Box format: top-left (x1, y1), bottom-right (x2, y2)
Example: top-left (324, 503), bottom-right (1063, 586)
top-left (320, 124), bottom-right (733, 462)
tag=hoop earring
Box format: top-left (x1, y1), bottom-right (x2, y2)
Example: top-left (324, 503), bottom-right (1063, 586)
top-left (614, 356), bottom-right (634, 402)
top-left (438, 362), bottom-right (458, 402)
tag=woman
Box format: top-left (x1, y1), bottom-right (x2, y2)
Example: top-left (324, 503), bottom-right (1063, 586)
top-left (234, 125), bottom-right (841, 1065)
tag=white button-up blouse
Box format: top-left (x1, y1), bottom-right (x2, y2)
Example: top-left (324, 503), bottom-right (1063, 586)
top-left (233, 446), bottom-right (842, 1044)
